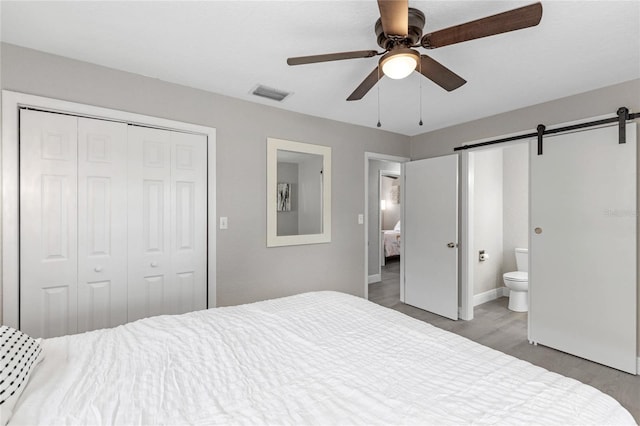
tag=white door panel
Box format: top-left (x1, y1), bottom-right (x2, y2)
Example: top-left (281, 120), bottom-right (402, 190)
top-left (77, 117), bottom-right (128, 332)
top-left (404, 155), bottom-right (458, 320)
top-left (20, 109), bottom-right (79, 338)
top-left (128, 126), bottom-right (207, 321)
top-left (170, 132), bottom-right (208, 314)
top-left (530, 123), bottom-right (637, 374)
top-left (128, 126), bottom-right (172, 321)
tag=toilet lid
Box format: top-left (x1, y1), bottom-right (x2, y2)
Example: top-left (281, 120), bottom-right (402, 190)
top-left (504, 271), bottom-right (528, 281)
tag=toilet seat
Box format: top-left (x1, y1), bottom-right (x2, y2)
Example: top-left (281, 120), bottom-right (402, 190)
top-left (503, 271), bottom-right (528, 282)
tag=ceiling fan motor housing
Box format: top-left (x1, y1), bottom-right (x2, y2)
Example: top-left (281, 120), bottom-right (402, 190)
top-left (375, 8), bottom-right (425, 49)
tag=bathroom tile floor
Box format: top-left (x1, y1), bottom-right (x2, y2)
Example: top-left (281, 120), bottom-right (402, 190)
top-left (368, 258), bottom-right (640, 422)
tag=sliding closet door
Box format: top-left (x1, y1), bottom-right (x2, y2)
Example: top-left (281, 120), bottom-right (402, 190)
top-left (530, 123), bottom-right (637, 374)
top-left (127, 126), bottom-right (207, 321)
top-left (77, 117), bottom-right (128, 332)
top-left (20, 109), bottom-right (79, 338)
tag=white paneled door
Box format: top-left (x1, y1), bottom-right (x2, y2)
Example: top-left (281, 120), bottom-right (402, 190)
top-left (530, 123), bottom-right (637, 374)
top-left (20, 109), bottom-right (79, 338)
top-left (77, 117), bottom-right (129, 333)
top-left (20, 109), bottom-right (208, 338)
top-left (403, 155), bottom-right (459, 320)
top-left (127, 126), bottom-right (207, 321)
top-left (170, 131), bottom-right (208, 315)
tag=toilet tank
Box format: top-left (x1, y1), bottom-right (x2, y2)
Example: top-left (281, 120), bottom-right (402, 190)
top-left (515, 248), bottom-right (528, 272)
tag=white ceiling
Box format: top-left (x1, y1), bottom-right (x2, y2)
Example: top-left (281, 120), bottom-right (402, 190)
top-left (1, 1), bottom-right (639, 136)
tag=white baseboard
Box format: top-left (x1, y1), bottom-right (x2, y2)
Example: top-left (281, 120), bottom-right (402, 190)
top-left (473, 287), bottom-right (508, 307)
top-left (368, 274), bottom-right (381, 284)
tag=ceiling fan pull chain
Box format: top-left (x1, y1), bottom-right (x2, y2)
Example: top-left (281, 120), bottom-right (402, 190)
top-left (419, 60), bottom-right (423, 126)
top-left (377, 66), bottom-right (382, 128)
top-left (376, 86), bottom-right (381, 128)
top-left (419, 89), bottom-right (423, 126)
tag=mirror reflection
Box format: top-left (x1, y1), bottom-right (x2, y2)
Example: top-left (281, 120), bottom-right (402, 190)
top-left (277, 150), bottom-right (323, 236)
top-left (267, 137), bottom-right (331, 247)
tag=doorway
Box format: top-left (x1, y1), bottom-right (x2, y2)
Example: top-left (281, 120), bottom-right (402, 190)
top-left (462, 142), bottom-right (529, 322)
top-left (364, 152), bottom-right (408, 301)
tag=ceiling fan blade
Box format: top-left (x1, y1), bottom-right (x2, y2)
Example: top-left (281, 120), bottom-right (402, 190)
top-left (421, 2), bottom-right (542, 49)
top-left (287, 50), bottom-right (378, 66)
top-left (347, 67), bottom-right (381, 101)
top-left (377, 0), bottom-right (409, 36)
top-left (419, 55), bottom-right (466, 92)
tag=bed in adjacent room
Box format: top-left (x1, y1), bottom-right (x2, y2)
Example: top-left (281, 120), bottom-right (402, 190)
top-left (382, 220), bottom-right (401, 264)
top-left (382, 229), bottom-right (401, 258)
top-left (4, 292), bottom-right (634, 425)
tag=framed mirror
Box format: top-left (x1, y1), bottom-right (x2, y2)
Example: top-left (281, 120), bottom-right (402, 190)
top-left (267, 138), bottom-right (331, 247)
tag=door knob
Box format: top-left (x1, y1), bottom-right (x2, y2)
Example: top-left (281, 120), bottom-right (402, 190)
top-left (94, 266), bottom-right (103, 272)
top-left (150, 261), bottom-right (159, 267)
top-left (447, 242), bottom-right (456, 248)
top-left (534, 227), bottom-right (542, 234)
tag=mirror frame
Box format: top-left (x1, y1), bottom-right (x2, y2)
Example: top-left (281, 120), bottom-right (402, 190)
top-left (267, 137), bottom-right (331, 247)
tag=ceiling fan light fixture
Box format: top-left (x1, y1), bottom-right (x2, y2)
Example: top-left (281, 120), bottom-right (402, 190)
top-left (380, 49), bottom-right (419, 80)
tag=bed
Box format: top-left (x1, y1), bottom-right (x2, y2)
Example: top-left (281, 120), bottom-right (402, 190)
top-left (7, 291), bottom-right (634, 425)
top-left (382, 229), bottom-right (401, 258)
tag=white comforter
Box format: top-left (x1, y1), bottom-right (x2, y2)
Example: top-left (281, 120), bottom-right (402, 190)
top-left (10, 292), bottom-right (634, 425)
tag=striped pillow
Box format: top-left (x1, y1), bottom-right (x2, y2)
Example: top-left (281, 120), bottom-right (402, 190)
top-left (0, 326), bottom-right (44, 425)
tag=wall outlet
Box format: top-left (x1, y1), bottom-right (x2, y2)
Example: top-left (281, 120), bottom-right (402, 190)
top-left (220, 217), bottom-right (228, 229)
top-left (358, 214), bottom-right (364, 225)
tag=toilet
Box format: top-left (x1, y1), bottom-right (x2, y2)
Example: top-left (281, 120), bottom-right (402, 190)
top-left (503, 248), bottom-right (528, 312)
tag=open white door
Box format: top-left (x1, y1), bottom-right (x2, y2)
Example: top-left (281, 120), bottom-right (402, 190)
top-left (530, 123), bottom-right (637, 374)
top-left (403, 155), bottom-right (458, 320)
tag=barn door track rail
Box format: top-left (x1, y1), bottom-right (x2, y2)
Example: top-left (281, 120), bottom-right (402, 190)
top-left (453, 107), bottom-right (639, 154)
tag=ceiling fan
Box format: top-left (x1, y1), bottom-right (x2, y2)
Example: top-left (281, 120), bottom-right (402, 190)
top-left (287, 0), bottom-right (543, 101)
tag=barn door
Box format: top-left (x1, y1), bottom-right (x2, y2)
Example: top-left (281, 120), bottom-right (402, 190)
top-left (529, 123), bottom-right (637, 374)
top-left (403, 154), bottom-right (459, 320)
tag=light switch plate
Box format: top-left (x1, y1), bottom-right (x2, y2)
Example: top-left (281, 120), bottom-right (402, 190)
top-left (220, 217), bottom-right (228, 229)
top-left (358, 214), bottom-right (364, 225)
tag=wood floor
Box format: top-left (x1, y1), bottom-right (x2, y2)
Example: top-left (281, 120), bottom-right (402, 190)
top-left (368, 258), bottom-right (640, 422)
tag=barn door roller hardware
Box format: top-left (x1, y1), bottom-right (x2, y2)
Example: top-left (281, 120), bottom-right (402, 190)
top-left (618, 107), bottom-right (629, 144)
top-left (537, 124), bottom-right (545, 156)
top-left (453, 107), bottom-right (640, 153)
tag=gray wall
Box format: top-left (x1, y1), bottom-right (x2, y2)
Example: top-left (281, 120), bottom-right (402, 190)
top-left (410, 78), bottom-right (640, 353)
top-left (0, 43), bottom-right (410, 314)
top-left (367, 160), bottom-right (401, 277)
top-left (502, 143), bottom-right (529, 273)
top-left (473, 148), bottom-right (504, 295)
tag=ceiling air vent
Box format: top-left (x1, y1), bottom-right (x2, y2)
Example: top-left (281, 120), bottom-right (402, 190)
top-left (251, 85), bottom-right (292, 102)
